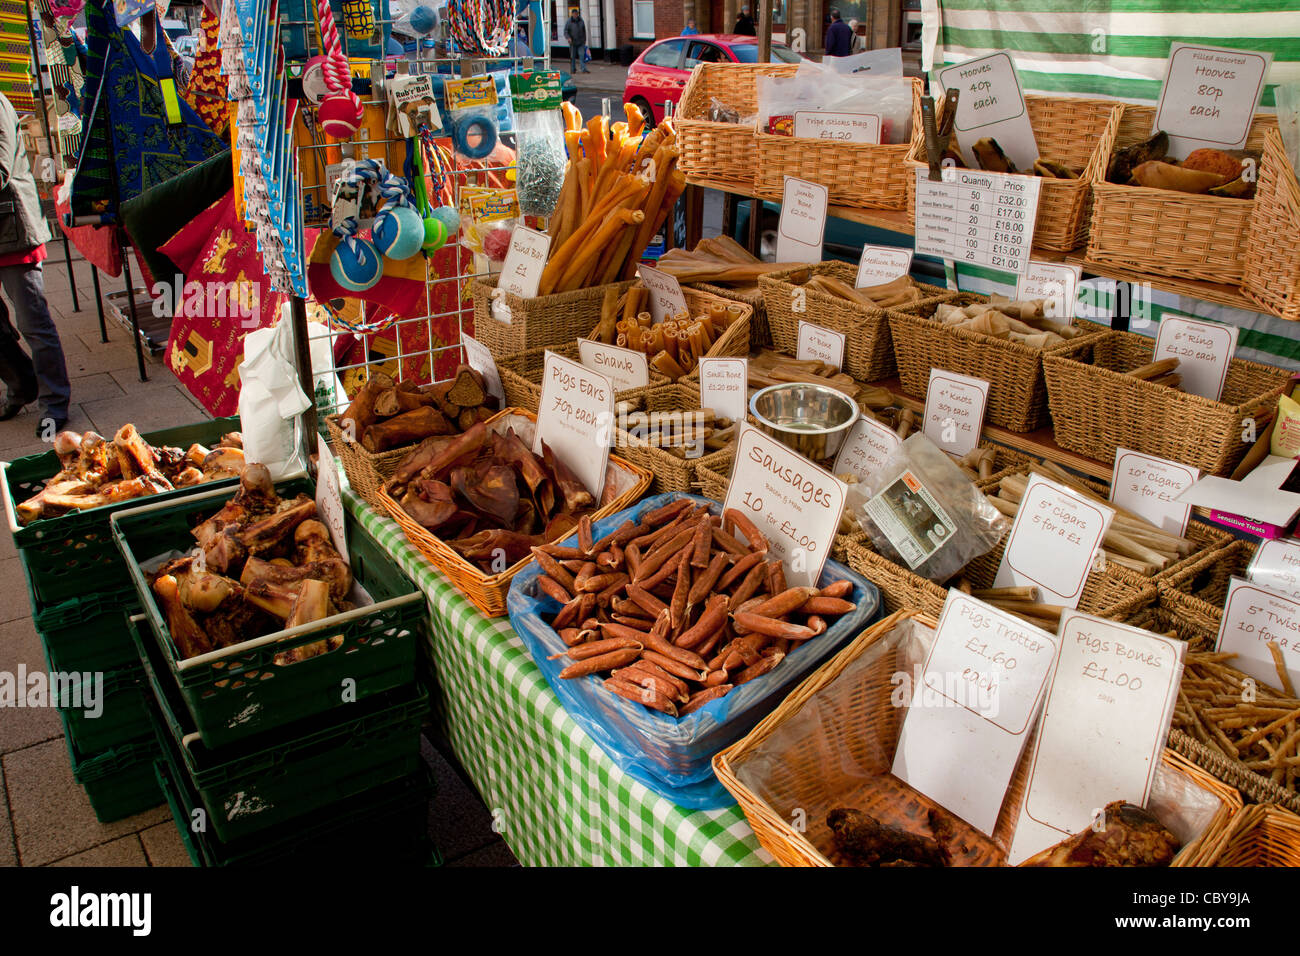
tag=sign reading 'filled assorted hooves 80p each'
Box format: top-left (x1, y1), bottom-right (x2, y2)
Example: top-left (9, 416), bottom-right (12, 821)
top-left (724, 423), bottom-right (847, 587)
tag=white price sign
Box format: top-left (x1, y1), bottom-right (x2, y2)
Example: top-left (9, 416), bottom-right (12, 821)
top-left (498, 225), bottom-right (551, 298)
top-left (1153, 314), bottom-right (1238, 402)
top-left (637, 263), bottom-right (690, 324)
top-left (534, 351), bottom-right (615, 500)
top-left (832, 415), bottom-right (903, 483)
top-left (1248, 538), bottom-right (1300, 601)
top-left (796, 320), bottom-right (846, 371)
top-left (894, 591), bottom-right (1058, 835)
top-left (913, 167), bottom-right (1040, 276)
top-left (697, 357), bottom-right (748, 423)
top-left (460, 331), bottom-right (504, 403)
top-left (315, 434), bottom-right (349, 562)
top-left (1217, 577), bottom-right (1300, 693)
top-left (1008, 611), bottom-right (1185, 865)
top-left (724, 423), bottom-right (847, 587)
top-left (936, 50), bottom-right (1039, 172)
top-left (923, 368), bottom-right (989, 458)
top-left (1110, 448), bottom-right (1199, 537)
top-left (577, 338), bottom-right (649, 391)
top-left (855, 244), bottom-right (913, 289)
top-left (792, 110), bottom-right (881, 144)
top-left (994, 474), bottom-right (1115, 608)
top-left (1154, 43), bottom-right (1273, 154)
top-left (776, 176), bottom-right (827, 263)
top-left (1015, 261), bottom-right (1082, 319)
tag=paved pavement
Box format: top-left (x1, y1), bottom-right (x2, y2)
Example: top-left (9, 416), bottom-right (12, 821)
top-left (0, 249), bottom-right (515, 867)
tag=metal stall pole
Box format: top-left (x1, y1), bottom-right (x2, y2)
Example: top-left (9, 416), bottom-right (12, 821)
top-left (746, 0), bottom-right (774, 258)
top-left (118, 234), bottom-right (148, 381)
top-left (24, 0), bottom-right (81, 312)
top-left (90, 264), bottom-right (107, 341)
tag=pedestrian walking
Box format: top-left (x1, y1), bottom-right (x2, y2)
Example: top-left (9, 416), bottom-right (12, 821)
top-left (824, 8), bottom-right (852, 56)
top-left (733, 4), bottom-right (755, 35)
top-left (0, 91), bottom-right (70, 435)
top-left (564, 7), bottom-right (589, 73)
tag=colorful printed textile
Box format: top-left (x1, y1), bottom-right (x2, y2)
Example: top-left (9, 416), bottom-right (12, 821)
top-left (0, 1), bottom-right (35, 112)
top-left (183, 4), bottom-right (227, 136)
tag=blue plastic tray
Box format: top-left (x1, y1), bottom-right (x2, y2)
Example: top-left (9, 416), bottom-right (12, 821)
top-left (508, 493), bottom-right (880, 809)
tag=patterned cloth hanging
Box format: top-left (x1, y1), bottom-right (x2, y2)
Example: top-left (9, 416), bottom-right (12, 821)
top-left (0, 1), bottom-right (36, 112)
top-left (182, 3), bottom-right (227, 136)
top-left (71, 0), bottom-right (225, 221)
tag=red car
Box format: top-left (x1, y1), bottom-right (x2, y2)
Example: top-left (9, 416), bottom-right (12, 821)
top-left (623, 34), bottom-right (803, 126)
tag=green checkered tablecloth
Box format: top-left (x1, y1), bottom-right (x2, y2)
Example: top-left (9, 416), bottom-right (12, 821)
top-left (345, 490), bottom-right (772, 867)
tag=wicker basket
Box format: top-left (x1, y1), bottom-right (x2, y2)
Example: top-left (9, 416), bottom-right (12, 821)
top-left (752, 78), bottom-right (923, 210)
top-left (374, 408), bottom-right (652, 617)
top-left (888, 294), bottom-right (1112, 432)
top-left (714, 609), bottom-right (1239, 866)
top-left (1087, 106), bottom-right (1278, 283)
top-left (1197, 803), bottom-right (1300, 867)
top-left (612, 383), bottom-right (737, 495)
top-left (905, 95), bottom-right (1123, 253)
top-left (760, 262), bottom-right (949, 381)
top-left (324, 413), bottom-right (432, 509)
top-left (1042, 326), bottom-right (1292, 476)
top-left (1243, 127), bottom-right (1300, 321)
top-left (470, 277), bottom-right (636, 360)
top-left (677, 62), bottom-right (797, 193)
top-left (1160, 538), bottom-right (1254, 607)
top-left (688, 281), bottom-right (771, 350)
top-left (495, 343), bottom-right (670, 416)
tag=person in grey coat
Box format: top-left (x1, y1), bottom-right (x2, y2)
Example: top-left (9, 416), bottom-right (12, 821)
top-left (564, 8), bottom-right (589, 74)
top-left (0, 92), bottom-right (69, 435)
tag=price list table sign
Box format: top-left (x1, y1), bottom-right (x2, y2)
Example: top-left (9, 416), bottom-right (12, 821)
top-left (914, 168), bottom-right (1041, 275)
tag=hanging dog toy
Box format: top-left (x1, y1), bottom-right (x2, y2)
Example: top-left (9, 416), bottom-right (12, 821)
top-left (329, 160), bottom-right (422, 292)
top-left (419, 127), bottom-right (460, 252)
top-left (316, 0), bottom-right (365, 137)
top-left (443, 0), bottom-right (513, 57)
top-left (341, 0), bottom-right (376, 40)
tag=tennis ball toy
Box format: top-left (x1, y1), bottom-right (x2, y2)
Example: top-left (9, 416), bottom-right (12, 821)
top-left (421, 215), bottom-right (447, 252)
top-left (330, 238), bottom-right (383, 291)
top-left (372, 204), bottom-right (425, 260)
top-left (319, 91), bottom-right (365, 138)
top-left (431, 204), bottom-right (461, 236)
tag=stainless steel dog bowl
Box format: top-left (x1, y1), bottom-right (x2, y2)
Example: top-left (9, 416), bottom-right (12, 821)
top-left (749, 382), bottom-right (858, 461)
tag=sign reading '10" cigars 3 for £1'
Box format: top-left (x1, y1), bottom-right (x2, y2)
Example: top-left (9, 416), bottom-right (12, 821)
top-left (724, 424), bottom-right (847, 588)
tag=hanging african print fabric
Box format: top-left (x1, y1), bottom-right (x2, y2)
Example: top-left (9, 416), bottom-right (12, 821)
top-left (0, 0), bottom-right (35, 112)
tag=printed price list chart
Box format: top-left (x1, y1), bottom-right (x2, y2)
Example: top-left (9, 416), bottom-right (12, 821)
top-left (913, 168), bottom-right (1041, 275)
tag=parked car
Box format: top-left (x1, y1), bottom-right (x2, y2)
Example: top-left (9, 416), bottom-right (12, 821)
top-left (623, 34), bottom-right (802, 126)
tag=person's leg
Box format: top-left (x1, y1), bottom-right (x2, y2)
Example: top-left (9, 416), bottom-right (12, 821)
top-left (570, 42), bottom-right (579, 73)
top-left (0, 296), bottom-right (39, 417)
top-left (0, 263), bottom-right (70, 424)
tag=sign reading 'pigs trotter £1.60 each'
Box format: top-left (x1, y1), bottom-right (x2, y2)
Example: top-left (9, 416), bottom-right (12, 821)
top-left (534, 351), bottom-right (615, 501)
top-left (724, 423), bottom-right (846, 587)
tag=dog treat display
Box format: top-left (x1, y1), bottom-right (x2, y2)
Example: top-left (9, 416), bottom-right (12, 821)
top-left (16, 426), bottom-right (246, 525)
top-left (1020, 801), bottom-right (1180, 867)
top-left (537, 498), bottom-right (858, 717)
top-left (932, 297), bottom-right (1082, 349)
top-left (338, 366), bottom-right (495, 452)
top-left (152, 463), bottom-right (352, 662)
top-left (827, 807), bottom-right (952, 867)
top-left (1106, 130), bottom-right (1258, 198)
top-left (586, 283), bottom-right (747, 378)
top-left (946, 134), bottom-right (1081, 181)
top-left (652, 236), bottom-right (802, 287)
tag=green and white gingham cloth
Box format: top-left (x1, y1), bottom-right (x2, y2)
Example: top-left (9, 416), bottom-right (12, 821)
top-left (345, 490), bottom-right (773, 867)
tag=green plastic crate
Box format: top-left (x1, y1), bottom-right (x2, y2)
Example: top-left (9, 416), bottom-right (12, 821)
top-left (66, 734), bottom-right (161, 824)
top-left (2, 416), bottom-right (240, 606)
top-left (24, 561), bottom-right (141, 671)
top-left (43, 638), bottom-right (151, 754)
top-left (113, 478), bottom-right (423, 748)
top-left (136, 605), bottom-right (428, 842)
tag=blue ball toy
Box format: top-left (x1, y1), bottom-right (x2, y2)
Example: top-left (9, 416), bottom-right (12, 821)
top-left (409, 4), bottom-right (436, 34)
top-left (430, 204), bottom-right (460, 236)
top-left (371, 203), bottom-right (425, 260)
top-left (330, 238), bottom-right (383, 292)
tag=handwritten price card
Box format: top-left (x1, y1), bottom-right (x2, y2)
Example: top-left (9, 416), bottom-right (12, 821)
top-left (923, 369), bottom-right (989, 457)
top-left (1217, 577), bottom-right (1300, 693)
top-left (792, 110), bottom-right (881, 144)
top-left (936, 51), bottom-right (1039, 172)
top-left (1248, 539), bottom-right (1300, 601)
top-left (1153, 314), bottom-right (1238, 401)
top-left (776, 176), bottom-right (828, 263)
top-left (994, 474), bottom-right (1115, 607)
top-left (697, 357), bottom-right (748, 422)
top-left (913, 167), bottom-right (1040, 276)
top-left (534, 351), bottom-right (615, 500)
top-left (1110, 448), bottom-right (1199, 536)
top-left (1154, 43), bottom-right (1273, 154)
top-left (637, 263), bottom-right (690, 324)
top-left (856, 245), bottom-right (913, 289)
top-left (796, 321), bottom-right (846, 371)
top-left (498, 225), bottom-right (551, 298)
top-left (832, 415), bottom-right (902, 483)
top-left (1008, 611), bottom-right (1185, 865)
top-left (315, 434), bottom-right (349, 561)
top-left (724, 423), bottom-right (847, 587)
top-left (893, 591), bottom-right (1058, 835)
top-left (461, 332), bottom-right (504, 403)
top-left (577, 338), bottom-right (649, 391)
top-left (1015, 261), bottom-right (1082, 320)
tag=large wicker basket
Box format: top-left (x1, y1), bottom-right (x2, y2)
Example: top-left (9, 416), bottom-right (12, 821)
top-left (714, 609), bottom-right (1240, 867)
top-left (677, 62), bottom-right (797, 193)
top-left (760, 262), bottom-right (950, 381)
top-left (1243, 127), bottom-right (1300, 321)
top-left (1160, 538), bottom-right (1254, 607)
top-left (470, 277), bottom-right (635, 359)
top-left (752, 78), bottom-right (923, 210)
top-left (1197, 804), bottom-right (1300, 867)
top-left (1087, 106), bottom-right (1278, 283)
top-left (613, 382), bottom-right (737, 495)
top-left (905, 94), bottom-right (1123, 253)
top-left (374, 407), bottom-right (652, 617)
top-left (888, 294), bottom-right (1112, 432)
top-left (1042, 326), bottom-right (1292, 476)
top-left (495, 342), bottom-right (670, 416)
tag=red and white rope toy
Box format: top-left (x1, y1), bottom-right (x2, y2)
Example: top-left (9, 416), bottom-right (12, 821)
top-left (316, 0), bottom-right (365, 137)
